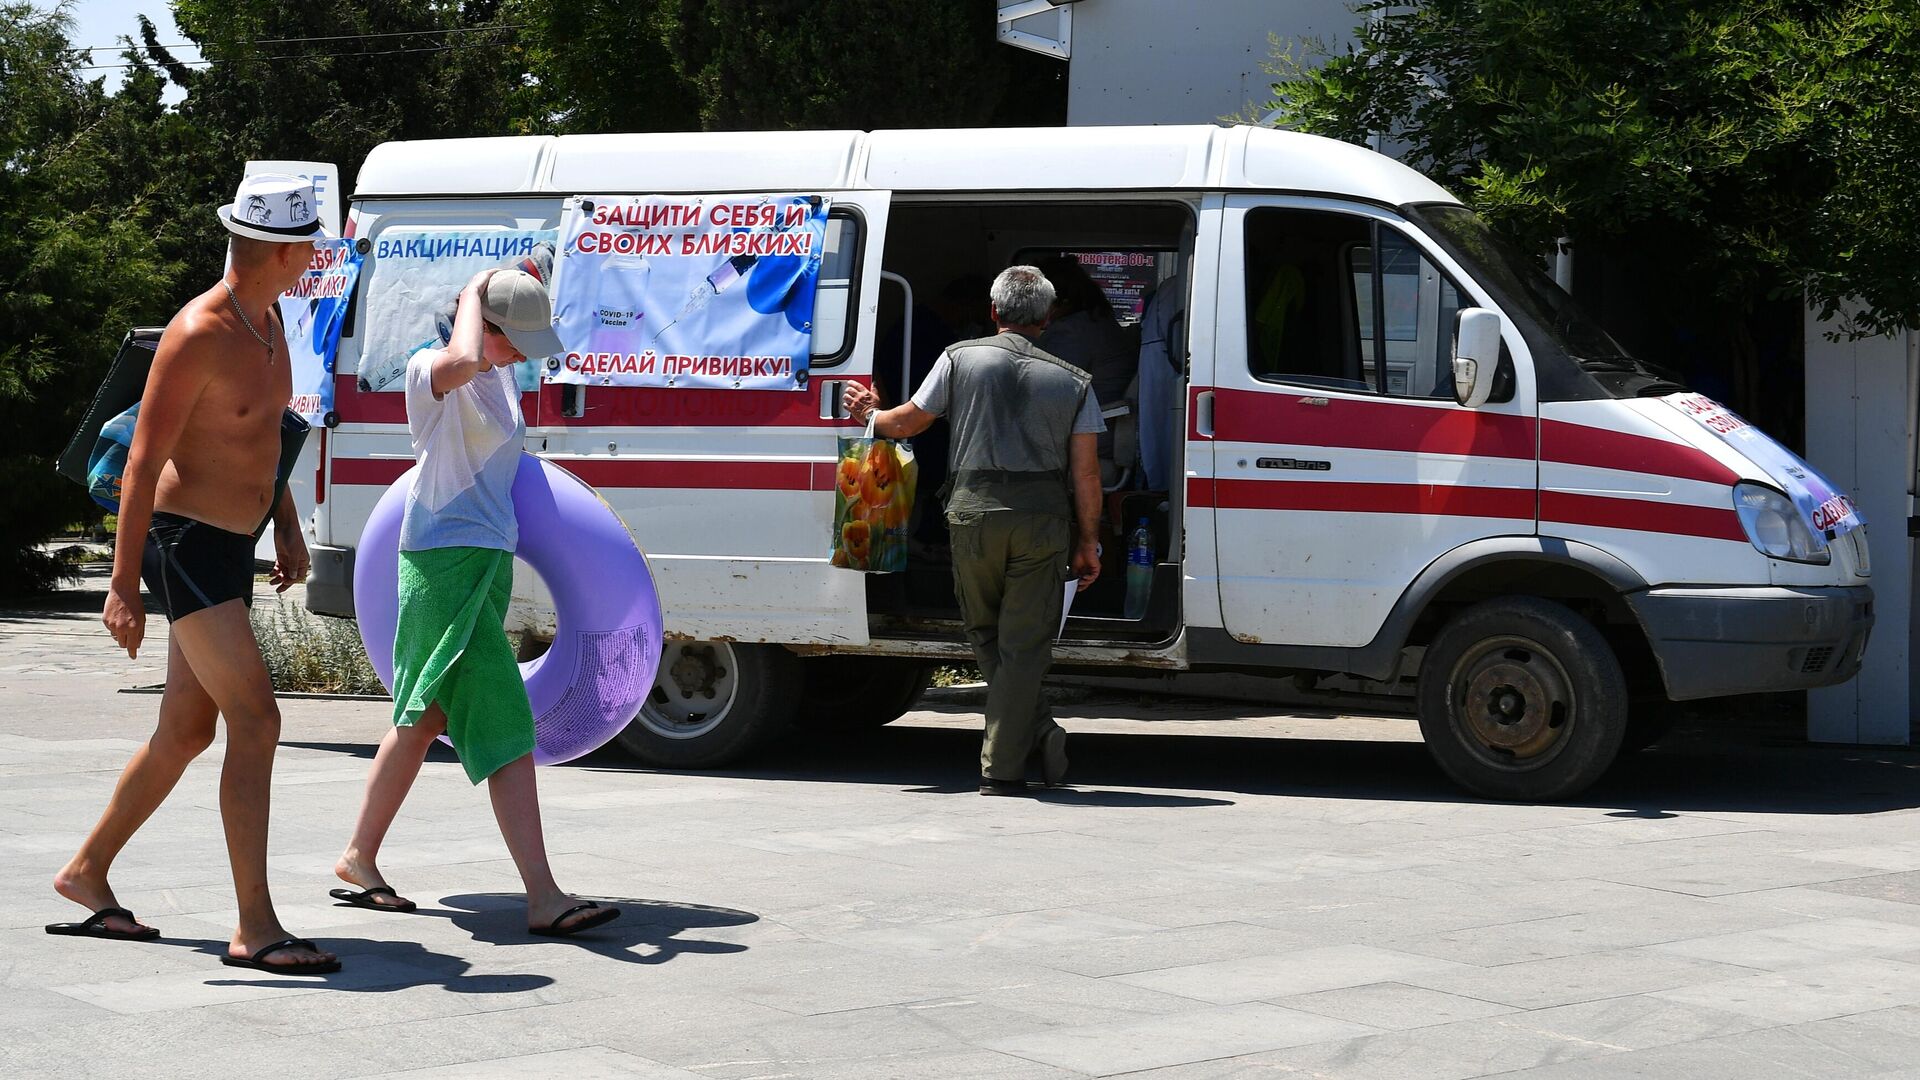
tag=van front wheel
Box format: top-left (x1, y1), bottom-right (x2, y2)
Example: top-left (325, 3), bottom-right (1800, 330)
top-left (1416, 597), bottom-right (1628, 801)
top-left (612, 641), bottom-right (799, 768)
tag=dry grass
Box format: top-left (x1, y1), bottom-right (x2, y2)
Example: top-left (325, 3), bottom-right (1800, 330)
top-left (930, 664), bottom-right (982, 687)
top-left (250, 595), bottom-right (385, 695)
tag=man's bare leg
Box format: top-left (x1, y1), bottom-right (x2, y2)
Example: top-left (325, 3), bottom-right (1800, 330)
top-left (334, 705), bottom-right (447, 907)
top-left (484, 754), bottom-right (602, 932)
top-left (167, 599), bottom-right (334, 968)
top-left (54, 634), bottom-right (219, 935)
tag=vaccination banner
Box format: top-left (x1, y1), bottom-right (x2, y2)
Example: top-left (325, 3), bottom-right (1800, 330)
top-left (277, 239), bottom-right (361, 424)
top-left (549, 193), bottom-right (830, 390)
top-left (356, 229), bottom-right (558, 393)
top-left (1663, 393), bottom-right (1866, 545)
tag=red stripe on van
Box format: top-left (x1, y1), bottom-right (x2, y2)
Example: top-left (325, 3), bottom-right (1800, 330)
top-left (1207, 388), bottom-right (1538, 459)
top-left (1542, 491), bottom-right (1746, 543)
top-left (330, 376), bottom-right (867, 428)
top-left (329, 456), bottom-right (824, 492)
top-left (1540, 420), bottom-right (1739, 486)
top-left (1196, 478), bottom-right (1535, 521)
top-left (1195, 479), bottom-right (1744, 542)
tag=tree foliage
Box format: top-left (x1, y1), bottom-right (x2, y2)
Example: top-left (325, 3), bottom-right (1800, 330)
top-left (1262, 0), bottom-right (1920, 337)
top-left (0, 4), bottom-right (180, 593)
top-left (0, 0), bottom-right (1064, 594)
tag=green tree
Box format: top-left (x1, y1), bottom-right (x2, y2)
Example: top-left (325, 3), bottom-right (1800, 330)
top-left (0, 3), bottom-right (180, 594)
top-left (666, 0), bottom-right (1064, 129)
top-left (1261, 1), bottom-right (1920, 338)
top-left (149, 1), bottom-right (531, 274)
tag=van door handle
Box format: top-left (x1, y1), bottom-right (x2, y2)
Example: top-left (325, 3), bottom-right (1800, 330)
top-left (820, 380), bottom-right (850, 420)
top-left (1194, 390), bottom-right (1215, 438)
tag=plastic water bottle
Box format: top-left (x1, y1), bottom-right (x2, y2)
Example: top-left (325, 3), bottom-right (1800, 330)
top-left (1124, 517), bottom-right (1154, 620)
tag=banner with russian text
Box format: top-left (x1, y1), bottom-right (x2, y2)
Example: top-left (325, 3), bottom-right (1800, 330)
top-left (357, 229), bottom-right (558, 393)
top-left (1663, 393), bottom-right (1866, 545)
top-left (549, 193), bottom-right (829, 390)
top-left (277, 239), bottom-right (361, 424)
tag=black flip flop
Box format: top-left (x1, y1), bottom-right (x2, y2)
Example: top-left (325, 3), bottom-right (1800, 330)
top-left (220, 937), bottom-right (340, 975)
top-left (530, 902), bottom-right (620, 938)
top-left (45, 906), bottom-right (160, 941)
top-left (328, 886), bottom-right (417, 913)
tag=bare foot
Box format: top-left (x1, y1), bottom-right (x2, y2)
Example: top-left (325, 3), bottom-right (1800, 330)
top-left (53, 861), bottom-right (152, 936)
top-left (334, 852), bottom-right (412, 910)
top-left (229, 927), bottom-right (336, 969)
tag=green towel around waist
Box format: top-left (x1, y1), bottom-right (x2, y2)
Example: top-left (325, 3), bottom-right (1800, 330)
top-left (392, 546), bottom-right (535, 784)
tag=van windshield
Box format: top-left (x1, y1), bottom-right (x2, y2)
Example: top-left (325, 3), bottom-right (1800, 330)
top-left (1404, 203), bottom-right (1684, 397)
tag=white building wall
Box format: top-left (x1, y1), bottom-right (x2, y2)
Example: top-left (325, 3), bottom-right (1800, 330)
top-left (1064, 0), bottom-right (1363, 126)
top-left (1804, 313), bottom-right (1917, 745)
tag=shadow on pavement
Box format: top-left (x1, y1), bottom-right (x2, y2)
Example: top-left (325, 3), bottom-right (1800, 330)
top-left (158, 934), bottom-right (554, 994)
top-left (565, 712), bottom-right (1920, 817)
top-left (429, 893), bottom-right (757, 967)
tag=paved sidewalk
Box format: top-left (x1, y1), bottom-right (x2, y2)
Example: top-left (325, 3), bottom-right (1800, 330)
top-left (6, 574), bottom-right (1920, 1078)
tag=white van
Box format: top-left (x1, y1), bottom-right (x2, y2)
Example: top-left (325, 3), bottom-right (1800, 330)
top-left (307, 125), bottom-right (1873, 800)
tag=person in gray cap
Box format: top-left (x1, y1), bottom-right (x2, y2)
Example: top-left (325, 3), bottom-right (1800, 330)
top-left (843, 265), bottom-right (1104, 795)
top-left (51, 174), bottom-right (339, 973)
top-left (329, 265), bottom-right (619, 937)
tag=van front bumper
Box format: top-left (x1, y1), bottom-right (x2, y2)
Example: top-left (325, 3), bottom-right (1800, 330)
top-left (306, 543), bottom-right (355, 618)
top-left (1627, 585), bottom-right (1873, 701)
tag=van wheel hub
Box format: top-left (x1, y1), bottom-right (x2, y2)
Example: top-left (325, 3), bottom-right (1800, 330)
top-left (1456, 636), bottom-right (1571, 762)
top-left (639, 642), bottom-right (740, 740)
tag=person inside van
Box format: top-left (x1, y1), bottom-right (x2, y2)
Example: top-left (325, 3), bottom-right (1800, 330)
top-left (329, 267), bottom-right (619, 937)
top-left (1036, 257), bottom-right (1138, 488)
top-left (1036, 255), bottom-right (1137, 415)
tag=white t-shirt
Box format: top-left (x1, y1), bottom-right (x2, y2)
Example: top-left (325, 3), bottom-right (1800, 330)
top-left (399, 352), bottom-right (525, 552)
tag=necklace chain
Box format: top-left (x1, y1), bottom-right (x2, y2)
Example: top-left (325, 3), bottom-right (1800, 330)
top-left (223, 281), bottom-right (275, 364)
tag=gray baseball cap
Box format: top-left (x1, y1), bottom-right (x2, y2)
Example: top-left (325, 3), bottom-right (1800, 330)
top-left (481, 268), bottom-right (564, 360)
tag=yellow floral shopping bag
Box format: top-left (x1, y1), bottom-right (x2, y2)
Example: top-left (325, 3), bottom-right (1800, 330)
top-left (830, 420), bottom-right (917, 572)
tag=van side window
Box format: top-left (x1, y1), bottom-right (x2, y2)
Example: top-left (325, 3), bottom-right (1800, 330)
top-left (1244, 208), bottom-right (1464, 400)
top-left (810, 213), bottom-right (861, 364)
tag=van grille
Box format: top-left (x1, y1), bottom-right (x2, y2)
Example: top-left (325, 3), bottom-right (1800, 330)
top-left (1799, 646), bottom-right (1835, 674)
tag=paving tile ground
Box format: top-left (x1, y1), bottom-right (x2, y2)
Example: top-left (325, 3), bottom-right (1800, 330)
top-left (7, 569), bottom-right (1920, 1078)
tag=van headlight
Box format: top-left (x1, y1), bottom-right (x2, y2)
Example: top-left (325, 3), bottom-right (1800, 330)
top-left (1733, 482), bottom-right (1829, 564)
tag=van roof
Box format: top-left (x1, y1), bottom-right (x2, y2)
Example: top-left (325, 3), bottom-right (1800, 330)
top-left (352, 125), bottom-right (1458, 208)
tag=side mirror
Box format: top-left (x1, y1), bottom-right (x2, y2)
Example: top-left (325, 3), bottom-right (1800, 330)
top-left (1452, 308), bottom-right (1502, 409)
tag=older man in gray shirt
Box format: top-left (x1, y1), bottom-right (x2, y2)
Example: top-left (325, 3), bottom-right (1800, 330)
top-left (845, 266), bottom-right (1104, 794)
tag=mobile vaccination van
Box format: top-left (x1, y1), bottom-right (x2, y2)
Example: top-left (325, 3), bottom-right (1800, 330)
top-left (306, 125), bottom-right (1872, 800)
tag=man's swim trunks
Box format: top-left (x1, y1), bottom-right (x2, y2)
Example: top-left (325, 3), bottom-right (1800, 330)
top-left (140, 511), bottom-right (255, 620)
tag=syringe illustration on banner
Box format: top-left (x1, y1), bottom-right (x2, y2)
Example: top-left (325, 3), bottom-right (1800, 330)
top-left (644, 253), bottom-right (761, 346)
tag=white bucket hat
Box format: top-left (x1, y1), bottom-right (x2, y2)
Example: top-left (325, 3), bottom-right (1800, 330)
top-left (217, 173), bottom-right (334, 244)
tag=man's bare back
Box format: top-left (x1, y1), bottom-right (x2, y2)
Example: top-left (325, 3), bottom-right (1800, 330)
top-left (151, 284), bottom-right (290, 535)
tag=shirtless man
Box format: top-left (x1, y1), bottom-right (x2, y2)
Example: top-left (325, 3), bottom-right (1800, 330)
top-left (48, 175), bottom-right (338, 974)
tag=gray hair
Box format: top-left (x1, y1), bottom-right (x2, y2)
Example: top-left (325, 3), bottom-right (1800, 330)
top-left (990, 265), bottom-right (1055, 326)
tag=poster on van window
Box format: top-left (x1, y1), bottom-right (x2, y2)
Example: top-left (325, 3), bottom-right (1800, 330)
top-left (276, 239), bottom-right (361, 424)
top-left (1663, 393), bottom-right (1866, 543)
top-left (547, 193), bottom-right (829, 390)
top-left (355, 229), bottom-right (558, 394)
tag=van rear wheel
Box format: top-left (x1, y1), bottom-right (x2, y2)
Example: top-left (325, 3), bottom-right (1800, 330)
top-left (612, 641), bottom-right (799, 768)
top-left (794, 657), bottom-right (934, 733)
top-left (1416, 597), bottom-right (1628, 801)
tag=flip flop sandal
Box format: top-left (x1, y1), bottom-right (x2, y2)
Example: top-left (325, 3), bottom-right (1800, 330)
top-left (221, 937), bottom-right (340, 975)
top-left (328, 886), bottom-right (417, 913)
top-left (530, 902), bottom-right (621, 938)
top-left (45, 906), bottom-right (160, 941)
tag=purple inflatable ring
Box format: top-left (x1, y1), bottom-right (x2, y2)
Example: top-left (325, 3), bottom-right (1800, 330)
top-left (355, 452), bottom-right (663, 766)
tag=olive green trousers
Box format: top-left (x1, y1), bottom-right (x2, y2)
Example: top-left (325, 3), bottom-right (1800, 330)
top-left (949, 510), bottom-right (1070, 781)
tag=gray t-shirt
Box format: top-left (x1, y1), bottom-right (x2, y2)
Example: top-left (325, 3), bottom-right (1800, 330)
top-left (912, 353), bottom-right (1106, 434)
